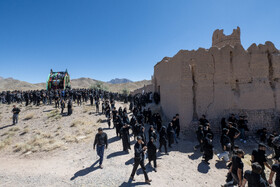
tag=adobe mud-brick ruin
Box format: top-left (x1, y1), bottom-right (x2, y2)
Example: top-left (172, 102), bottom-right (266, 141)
top-left (151, 27), bottom-right (280, 132)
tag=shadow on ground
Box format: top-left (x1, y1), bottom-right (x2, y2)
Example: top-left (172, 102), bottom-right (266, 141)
top-left (197, 161), bottom-right (210, 174)
top-left (0, 124), bottom-right (15, 130)
top-left (70, 160), bottom-right (100, 180)
top-left (107, 150), bottom-right (128, 159)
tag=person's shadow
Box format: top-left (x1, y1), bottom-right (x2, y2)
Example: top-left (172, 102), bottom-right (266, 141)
top-left (188, 151), bottom-right (201, 160)
top-left (215, 160), bottom-right (227, 169)
top-left (197, 161), bottom-right (210, 174)
top-left (70, 160), bottom-right (100, 180)
top-left (119, 178), bottom-right (147, 187)
top-left (107, 151), bottom-right (128, 159)
top-left (125, 158), bottom-right (134, 165)
top-left (0, 124), bottom-right (15, 130)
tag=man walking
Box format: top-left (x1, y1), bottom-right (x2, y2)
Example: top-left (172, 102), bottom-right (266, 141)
top-left (130, 136), bottom-right (152, 184)
top-left (93, 128), bottom-right (108, 169)
top-left (12, 105), bottom-right (20, 125)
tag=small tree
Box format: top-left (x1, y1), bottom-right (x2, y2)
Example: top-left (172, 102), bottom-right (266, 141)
top-left (122, 88), bottom-right (129, 95)
top-left (90, 82), bottom-right (108, 91)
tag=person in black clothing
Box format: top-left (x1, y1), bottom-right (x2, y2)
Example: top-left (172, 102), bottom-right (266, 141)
top-left (95, 99), bottom-right (100, 113)
top-left (194, 125), bottom-right (204, 152)
top-left (60, 99), bottom-right (65, 114)
top-left (167, 122), bottom-right (175, 147)
top-left (221, 118), bottom-right (228, 130)
top-left (228, 114), bottom-right (238, 125)
top-left (258, 128), bottom-right (268, 143)
top-left (202, 133), bottom-right (213, 164)
top-left (242, 162), bottom-right (268, 187)
top-left (120, 124), bottom-right (131, 152)
top-left (115, 115), bottom-right (122, 138)
top-left (130, 136), bottom-right (152, 184)
top-left (12, 105), bottom-right (20, 125)
top-left (199, 114), bottom-right (209, 126)
top-left (148, 125), bottom-right (157, 141)
top-left (269, 157), bottom-right (280, 186)
top-left (251, 143), bottom-right (272, 182)
top-left (217, 128), bottom-right (231, 162)
top-left (67, 99), bottom-right (72, 116)
top-left (203, 123), bottom-right (214, 140)
top-left (238, 116), bottom-right (248, 143)
top-left (175, 114), bottom-right (180, 138)
top-left (93, 128), bottom-right (108, 169)
top-left (138, 126), bottom-right (147, 145)
top-left (89, 93), bottom-right (94, 106)
top-left (227, 122), bottom-right (240, 150)
top-left (222, 149), bottom-right (244, 187)
top-left (159, 126), bottom-right (168, 154)
top-left (147, 137), bottom-right (157, 172)
top-left (107, 116), bottom-right (111, 129)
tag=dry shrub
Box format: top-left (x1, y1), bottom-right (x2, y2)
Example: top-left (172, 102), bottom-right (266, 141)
top-left (41, 141), bottom-right (64, 152)
top-left (9, 127), bottom-right (20, 132)
top-left (53, 115), bottom-right (62, 121)
top-left (54, 126), bottom-right (61, 133)
top-left (84, 129), bottom-right (93, 135)
top-left (83, 106), bottom-right (92, 113)
top-left (0, 137), bottom-right (12, 150)
top-left (62, 135), bottom-right (78, 143)
top-left (47, 109), bottom-right (60, 119)
top-left (41, 133), bottom-right (53, 139)
top-left (24, 113), bottom-right (34, 120)
top-left (19, 134), bottom-right (60, 153)
top-left (70, 119), bottom-right (90, 127)
top-left (19, 128), bottom-right (29, 136)
top-left (7, 131), bottom-right (15, 138)
top-left (33, 130), bottom-right (41, 135)
top-left (1, 132), bottom-right (8, 137)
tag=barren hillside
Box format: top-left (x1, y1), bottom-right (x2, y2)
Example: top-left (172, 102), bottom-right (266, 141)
top-left (0, 77), bottom-right (151, 93)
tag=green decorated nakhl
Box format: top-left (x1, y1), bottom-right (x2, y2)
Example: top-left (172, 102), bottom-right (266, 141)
top-left (46, 69), bottom-right (71, 90)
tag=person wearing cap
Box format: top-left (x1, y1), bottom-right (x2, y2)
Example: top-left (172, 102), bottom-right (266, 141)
top-left (93, 128), bottom-right (108, 169)
top-left (242, 162), bottom-right (268, 187)
top-left (222, 149), bottom-right (244, 187)
top-left (269, 157), bottom-right (280, 186)
top-left (251, 143), bottom-right (272, 182)
top-left (130, 136), bottom-right (152, 184)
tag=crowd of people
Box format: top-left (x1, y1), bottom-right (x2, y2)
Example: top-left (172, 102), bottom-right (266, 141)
top-left (2, 87), bottom-right (280, 186)
top-left (194, 114), bottom-right (280, 186)
top-left (92, 91), bottom-right (179, 184)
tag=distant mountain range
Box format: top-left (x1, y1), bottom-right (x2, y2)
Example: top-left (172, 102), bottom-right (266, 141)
top-left (0, 77), bottom-right (151, 93)
top-left (107, 78), bottom-right (132, 84)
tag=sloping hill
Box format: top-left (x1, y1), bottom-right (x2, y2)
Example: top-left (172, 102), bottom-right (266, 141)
top-left (0, 78), bottom-right (42, 91)
top-left (0, 77), bottom-right (151, 93)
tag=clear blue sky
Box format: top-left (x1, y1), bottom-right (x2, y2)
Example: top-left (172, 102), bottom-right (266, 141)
top-left (0, 0), bottom-right (279, 83)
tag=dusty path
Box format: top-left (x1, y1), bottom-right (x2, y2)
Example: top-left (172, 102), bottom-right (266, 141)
top-left (0, 102), bottom-right (267, 187)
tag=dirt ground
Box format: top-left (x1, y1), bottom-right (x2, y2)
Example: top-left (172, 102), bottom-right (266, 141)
top-left (0, 101), bottom-right (276, 187)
